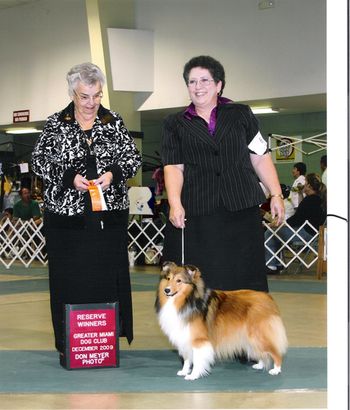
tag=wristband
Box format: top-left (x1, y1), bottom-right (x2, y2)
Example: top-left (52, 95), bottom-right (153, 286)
top-left (270, 194), bottom-right (284, 200)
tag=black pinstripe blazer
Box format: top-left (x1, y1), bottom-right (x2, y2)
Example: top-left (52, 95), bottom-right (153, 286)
top-left (161, 103), bottom-right (266, 216)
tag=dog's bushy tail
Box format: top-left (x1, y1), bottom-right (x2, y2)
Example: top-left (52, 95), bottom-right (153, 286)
top-left (268, 315), bottom-right (288, 355)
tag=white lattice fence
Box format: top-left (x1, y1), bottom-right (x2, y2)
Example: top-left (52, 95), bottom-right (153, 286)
top-left (264, 220), bottom-right (321, 269)
top-left (0, 218), bottom-right (166, 269)
top-left (0, 219), bottom-right (47, 269)
top-left (128, 218), bottom-right (165, 264)
top-left (0, 218), bottom-right (324, 270)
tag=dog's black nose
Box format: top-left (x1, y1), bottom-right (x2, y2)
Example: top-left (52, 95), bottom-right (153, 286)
top-left (164, 288), bottom-right (171, 294)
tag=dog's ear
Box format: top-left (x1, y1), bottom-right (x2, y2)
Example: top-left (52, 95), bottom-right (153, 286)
top-left (161, 261), bottom-right (177, 274)
top-left (184, 264), bottom-right (201, 280)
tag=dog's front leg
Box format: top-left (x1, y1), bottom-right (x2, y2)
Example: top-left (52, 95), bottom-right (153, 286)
top-left (177, 347), bottom-right (193, 376)
top-left (177, 358), bottom-right (192, 376)
top-left (185, 342), bottom-right (215, 381)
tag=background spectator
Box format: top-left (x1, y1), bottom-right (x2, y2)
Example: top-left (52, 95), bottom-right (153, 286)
top-left (320, 155), bottom-right (327, 186)
top-left (265, 173), bottom-right (326, 272)
top-left (13, 187), bottom-right (42, 224)
top-left (289, 162), bottom-right (306, 209)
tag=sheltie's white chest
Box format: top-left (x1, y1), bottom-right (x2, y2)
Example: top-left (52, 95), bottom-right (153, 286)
top-left (158, 298), bottom-right (191, 353)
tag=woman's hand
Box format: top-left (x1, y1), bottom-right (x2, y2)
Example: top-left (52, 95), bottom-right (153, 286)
top-left (169, 204), bottom-right (186, 229)
top-left (270, 196), bottom-right (285, 226)
top-left (73, 172), bottom-right (113, 192)
top-left (94, 171), bottom-right (113, 191)
top-left (73, 174), bottom-right (90, 192)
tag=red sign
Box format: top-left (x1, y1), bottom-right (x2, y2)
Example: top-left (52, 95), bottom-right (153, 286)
top-left (62, 302), bottom-right (119, 370)
top-left (13, 110), bottom-right (30, 123)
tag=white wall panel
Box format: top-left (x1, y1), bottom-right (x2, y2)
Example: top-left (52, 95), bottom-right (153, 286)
top-left (0, 0), bottom-right (326, 121)
top-left (107, 28), bottom-right (154, 92)
top-left (0, 0), bottom-right (91, 124)
top-left (134, 0), bottom-right (326, 111)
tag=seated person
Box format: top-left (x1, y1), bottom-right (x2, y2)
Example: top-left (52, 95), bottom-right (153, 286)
top-left (265, 173), bottom-right (326, 272)
top-left (13, 187), bottom-right (42, 225)
top-left (320, 154), bottom-right (327, 186)
top-left (289, 162), bottom-right (307, 209)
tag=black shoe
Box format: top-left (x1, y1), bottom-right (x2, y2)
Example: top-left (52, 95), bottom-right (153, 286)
top-left (59, 351), bottom-right (66, 368)
top-left (266, 267), bottom-right (283, 275)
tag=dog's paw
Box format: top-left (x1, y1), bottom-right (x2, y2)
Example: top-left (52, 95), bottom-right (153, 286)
top-left (268, 366), bottom-right (281, 375)
top-left (184, 373), bottom-right (200, 381)
top-left (252, 360), bottom-right (264, 370)
top-left (177, 360), bottom-right (191, 376)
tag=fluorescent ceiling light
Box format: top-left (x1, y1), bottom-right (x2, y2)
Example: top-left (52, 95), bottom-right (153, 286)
top-left (252, 107), bottom-right (279, 114)
top-left (5, 128), bottom-right (42, 134)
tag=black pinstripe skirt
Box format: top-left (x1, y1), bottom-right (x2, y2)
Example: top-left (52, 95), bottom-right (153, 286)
top-left (162, 206), bottom-right (268, 291)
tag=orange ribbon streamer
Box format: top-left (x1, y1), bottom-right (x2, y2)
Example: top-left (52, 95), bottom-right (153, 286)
top-left (88, 181), bottom-right (107, 212)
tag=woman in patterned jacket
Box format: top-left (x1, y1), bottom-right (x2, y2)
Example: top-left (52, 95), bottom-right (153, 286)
top-left (32, 62), bottom-right (141, 357)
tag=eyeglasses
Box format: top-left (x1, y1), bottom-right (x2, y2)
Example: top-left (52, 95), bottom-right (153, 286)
top-left (74, 91), bottom-right (103, 103)
top-left (187, 78), bottom-right (215, 88)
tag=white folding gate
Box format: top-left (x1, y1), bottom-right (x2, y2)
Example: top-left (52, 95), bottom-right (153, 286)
top-left (264, 220), bottom-right (322, 269)
top-left (0, 219), bottom-right (47, 269)
top-left (0, 218), bottom-right (324, 271)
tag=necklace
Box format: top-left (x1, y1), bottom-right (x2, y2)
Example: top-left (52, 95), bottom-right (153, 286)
top-left (75, 110), bottom-right (95, 152)
top-left (82, 129), bottom-right (95, 155)
top-left (84, 131), bottom-right (93, 146)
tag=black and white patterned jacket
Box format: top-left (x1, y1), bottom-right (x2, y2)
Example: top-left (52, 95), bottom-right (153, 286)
top-left (31, 102), bottom-right (142, 216)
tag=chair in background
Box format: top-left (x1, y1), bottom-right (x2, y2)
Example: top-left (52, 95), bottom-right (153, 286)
top-left (283, 224), bottom-right (326, 279)
top-left (264, 220), bottom-right (325, 278)
top-left (316, 224), bottom-right (327, 279)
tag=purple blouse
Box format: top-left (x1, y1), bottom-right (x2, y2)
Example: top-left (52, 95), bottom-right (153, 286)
top-left (183, 96), bottom-right (233, 135)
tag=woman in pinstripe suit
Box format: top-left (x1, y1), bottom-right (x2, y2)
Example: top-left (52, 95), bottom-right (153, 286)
top-left (161, 55), bottom-right (284, 291)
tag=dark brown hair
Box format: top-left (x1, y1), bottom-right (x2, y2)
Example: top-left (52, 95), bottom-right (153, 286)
top-left (183, 55), bottom-right (226, 96)
top-left (305, 173), bottom-right (327, 211)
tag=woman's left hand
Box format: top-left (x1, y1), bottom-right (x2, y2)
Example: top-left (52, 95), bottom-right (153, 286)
top-left (94, 171), bottom-right (113, 191)
top-left (270, 196), bottom-right (285, 226)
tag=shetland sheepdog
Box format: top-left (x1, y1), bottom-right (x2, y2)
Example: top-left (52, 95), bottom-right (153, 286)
top-left (155, 262), bottom-right (288, 381)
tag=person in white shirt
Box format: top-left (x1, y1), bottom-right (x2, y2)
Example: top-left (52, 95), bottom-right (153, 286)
top-left (320, 155), bottom-right (327, 186)
top-left (289, 162), bottom-right (306, 209)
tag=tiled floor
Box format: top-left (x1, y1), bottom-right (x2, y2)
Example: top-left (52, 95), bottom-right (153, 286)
top-left (0, 263), bottom-right (327, 409)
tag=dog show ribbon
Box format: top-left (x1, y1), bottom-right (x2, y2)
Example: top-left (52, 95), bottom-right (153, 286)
top-left (88, 181), bottom-right (107, 212)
